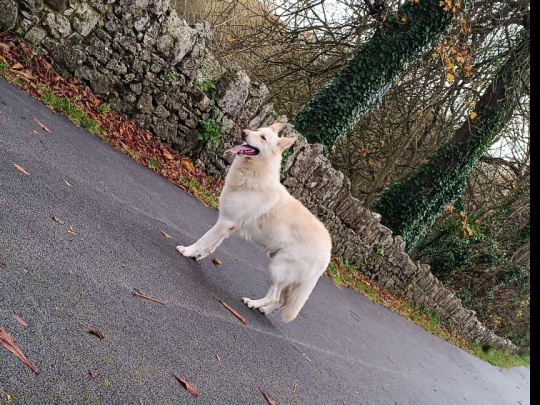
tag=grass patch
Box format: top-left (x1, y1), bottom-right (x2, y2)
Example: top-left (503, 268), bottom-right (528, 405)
top-left (40, 91), bottom-right (101, 134)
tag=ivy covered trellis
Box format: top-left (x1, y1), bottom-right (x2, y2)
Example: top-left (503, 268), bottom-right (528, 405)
top-left (293, 0), bottom-right (469, 149)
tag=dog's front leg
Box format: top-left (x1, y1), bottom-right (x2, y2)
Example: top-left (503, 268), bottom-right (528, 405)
top-left (176, 220), bottom-right (235, 260)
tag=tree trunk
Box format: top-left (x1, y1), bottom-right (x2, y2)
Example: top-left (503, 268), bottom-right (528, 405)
top-left (372, 28), bottom-right (530, 252)
top-left (292, 0), bottom-right (467, 148)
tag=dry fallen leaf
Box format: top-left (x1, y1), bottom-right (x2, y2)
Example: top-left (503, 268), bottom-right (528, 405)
top-left (33, 117), bottom-right (51, 133)
top-left (259, 387), bottom-right (277, 405)
top-left (0, 261), bottom-right (7, 267)
top-left (63, 178), bottom-right (72, 187)
top-left (216, 354), bottom-right (221, 363)
top-left (158, 228), bottom-right (172, 238)
top-left (212, 258), bottom-right (222, 266)
top-left (0, 325), bottom-right (39, 373)
top-left (52, 217), bottom-right (65, 225)
top-left (82, 325), bottom-right (105, 340)
top-left (211, 294), bottom-right (248, 325)
top-left (10, 62), bottom-right (23, 70)
top-left (12, 163), bottom-right (30, 176)
top-left (88, 369), bottom-right (99, 378)
top-left (12, 315), bottom-right (28, 328)
top-left (163, 149), bottom-right (175, 160)
top-left (173, 374), bottom-right (199, 397)
top-left (68, 226), bottom-right (77, 236)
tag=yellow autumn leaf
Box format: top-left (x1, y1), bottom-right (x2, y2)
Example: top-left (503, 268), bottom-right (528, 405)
top-left (470, 111), bottom-right (477, 120)
top-left (182, 159), bottom-right (194, 172)
top-left (446, 73), bottom-right (455, 83)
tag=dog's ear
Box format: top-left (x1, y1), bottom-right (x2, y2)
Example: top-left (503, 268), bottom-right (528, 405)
top-left (279, 136), bottom-right (296, 151)
top-left (269, 122), bottom-right (283, 134)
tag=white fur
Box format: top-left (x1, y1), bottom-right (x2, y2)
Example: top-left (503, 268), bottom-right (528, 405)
top-left (176, 123), bottom-right (332, 323)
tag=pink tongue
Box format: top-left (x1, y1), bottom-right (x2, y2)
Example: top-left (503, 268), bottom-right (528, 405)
top-left (229, 144), bottom-right (254, 155)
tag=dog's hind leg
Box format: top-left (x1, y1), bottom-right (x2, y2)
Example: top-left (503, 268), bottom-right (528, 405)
top-left (176, 219), bottom-right (235, 260)
top-left (243, 283), bottom-right (282, 311)
top-left (258, 300), bottom-right (284, 315)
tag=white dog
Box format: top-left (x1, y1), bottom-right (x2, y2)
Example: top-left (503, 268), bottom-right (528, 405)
top-left (176, 123), bottom-right (332, 323)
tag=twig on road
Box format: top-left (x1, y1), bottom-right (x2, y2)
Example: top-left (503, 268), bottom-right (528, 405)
top-left (133, 289), bottom-right (166, 306)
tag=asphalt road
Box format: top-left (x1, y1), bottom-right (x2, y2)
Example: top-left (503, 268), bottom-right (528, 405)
top-left (0, 77), bottom-right (530, 405)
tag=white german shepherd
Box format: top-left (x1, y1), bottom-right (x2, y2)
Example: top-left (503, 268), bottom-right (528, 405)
top-left (176, 123), bottom-right (332, 323)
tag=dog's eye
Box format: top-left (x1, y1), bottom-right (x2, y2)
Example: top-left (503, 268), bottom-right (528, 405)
top-left (261, 135), bottom-right (267, 141)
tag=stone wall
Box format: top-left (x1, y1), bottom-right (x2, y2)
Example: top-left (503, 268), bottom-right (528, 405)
top-left (1, 0), bottom-right (516, 351)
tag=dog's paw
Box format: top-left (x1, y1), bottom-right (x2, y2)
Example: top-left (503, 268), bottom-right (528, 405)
top-left (176, 245), bottom-right (209, 261)
top-left (243, 297), bottom-right (256, 309)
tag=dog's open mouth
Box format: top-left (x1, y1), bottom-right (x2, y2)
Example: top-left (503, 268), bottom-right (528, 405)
top-left (229, 143), bottom-right (260, 156)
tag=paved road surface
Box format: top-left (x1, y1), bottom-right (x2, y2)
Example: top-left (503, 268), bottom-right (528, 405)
top-left (0, 77), bottom-right (530, 404)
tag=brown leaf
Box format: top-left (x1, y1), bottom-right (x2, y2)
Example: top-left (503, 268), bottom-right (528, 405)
top-left (259, 387), bottom-right (277, 405)
top-left (68, 225), bottom-right (77, 235)
top-left (163, 149), bottom-right (175, 160)
top-left (211, 294), bottom-right (248, 325)
top-left (52, 216), bottom-right (65, 225)
top-left (88, 369), bottom-right (99, 378)
top-left (82, 325), bottom-right (105, 340)
top-left (12, 163), bottom-right (30, 176)
top-left (158, 228), bottom-right (172, 238)
top-left (0, 42), bottom-right (10, 52)
top-left (212, 258), bottom-right (222, 266)
top-left (12, 315), bottom-right (28, 328)
top-left (0, 261), bottom-right (7, 267)
top-left (17, 70), bottom-right (35, 81)
top-left (0, 325), bottom-right (39, 374)
top-left (173, 374), bottom-right (200, 397)
top-left (11, 62), bottom-right (23, 70)
top-left (33, 117), bottom-right (51, 133)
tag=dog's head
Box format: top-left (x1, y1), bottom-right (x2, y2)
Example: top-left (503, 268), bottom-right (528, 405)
top-left (229, 123), bottom-right (296, 158)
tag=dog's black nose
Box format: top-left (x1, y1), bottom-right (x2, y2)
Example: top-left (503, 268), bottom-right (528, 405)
top-left (241, 130), bottom-right (249, 140)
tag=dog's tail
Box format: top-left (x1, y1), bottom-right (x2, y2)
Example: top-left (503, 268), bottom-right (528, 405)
top-left (281, 279), bottom-right (319, 323)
